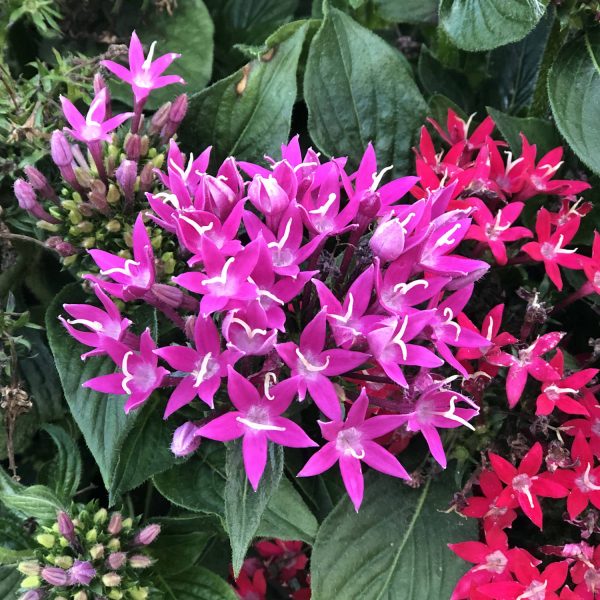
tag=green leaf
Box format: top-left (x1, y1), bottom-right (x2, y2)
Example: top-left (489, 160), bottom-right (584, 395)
top-left (179, 21), bottom-right (308, 166)
top-left (0, 546), bottom-right (34, 565)
top-left (488, 8), bottom-right (553, 114)
top-left (486, 107), bottom-right (560, 156)
top-left (46, 284), bottom-right (139, 495)
top-left (225, 441), bottom-right (283, 577)
top-left (41, 424), bottom-right (82, 503)
top-left (439, 0), bottom-right (549, 52)
top-left (0, 485), bottom-right (64, 522)
top-left (427, 94), bottom-right (468, 126)
top-left (159, 566), bottom-right (238, 600)
top-left (255, 476), bottom-right (318, 544)
top-left (418, 46), bottom-right (471, 109)
top-left (310, 472), bottom-right (476, 600)
top-left (0, 566), bottom-right (21, 598)
top-left (548, 30), bottom-right (600, 175)
top-left (304, 7), bottom-right (426, 175)
top-left (152, 516), bottom-right (214, 577)
top-left (372, 0), bottom-right (438, 24)
top-left (108, 397), bottom-right (179, 504)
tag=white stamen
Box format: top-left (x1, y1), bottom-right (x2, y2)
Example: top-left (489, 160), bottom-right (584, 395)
top-left (295, 349), bottom-right (330, 372)
top-left (329, 294), bottom-right (354, 324)
top-left (236, 417), bottom-right (286, 432)
top-left (393, 279), bottom-right (429, 295)
top-left (350, 448), bottom-right (366, 460)
top-left (392, 315), bottom-right (409, 361)
top-left (434, 223), bottom-right (462, 249)
top-left (229, 317), bottom-right (268, 338)
top-left (264, 372), bottom-right (277, 400)
top-left (101, 259), bottom-right (140, 278)
top-left (442, 307), bottom-right (461, 341)
top-left (121, 351), bottom-right (134, 394)
top-left (179, 215), bottom-right (214, 237)
top-left (439, 395), bottom-right (476, 431)
top-left (154, 191), bottom-right (181, 209)
top-left (485, 317), bottom-right (495, 341)
top-left (267, 218), bottom-right (293, 250)
top-left (67, 318), bottom-right (103, 331)
top-left (142, 41), bottom-right (158, 70)
top-left (202, 257), bottom-right (235, 287)
top-left (370, 165), bottom-right (393, 191)
top-left (309, 193), bottom-right (337, 216)
top-left (193, 353), bottom-right (213, 387)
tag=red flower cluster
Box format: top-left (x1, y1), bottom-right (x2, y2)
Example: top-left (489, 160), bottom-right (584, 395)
top-left (232, 539), bottom-right (310, 600)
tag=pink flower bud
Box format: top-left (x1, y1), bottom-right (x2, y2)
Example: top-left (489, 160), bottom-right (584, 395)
top-left (170, 422), bottom-right (201, 457)
top-left (46, 236), bottom-right (77, 257)
top-left (133, 524), bottom-right (160, 546)
top-left (129, 554), bottom-right (153, 569)
top-left (93, 73), bottom-right (107, 95)
top-left (248, 175), bottom-right (289, 217)
top-left (41, 566), bottom-right (69, 586)
top-left (19, 591), bottom-right (44, 600)
top-left (124, 134), bottom-right (142, 161)
top-left (358, 190), bottom-right (381, 219)
top-left (68, 560), bottom-right (95, 585)
top-left (115, 160), bottom-right (137, 201)
top-left (24, 165), bottom-right (57, 201)
top-left (369, 217), bottom-right (405, 262)
top-left (107, 552), bottom-right (127, 570)
top-left (102, 572), bottom-right (121, 587)
top-left (14, 179), bottom-right (37, 211)
top-left (139, 162), bottom-right (154, 193)
top-left (57, 511), bottom-right (76, 543)
top-left (50, 131), bottom-right (73, 167)
top-left (107, 513), bottom-right (123, 535)
top-left (150, 102), bottom-right (171, 135)
top-left (168, 94), bottom-right (188, 125)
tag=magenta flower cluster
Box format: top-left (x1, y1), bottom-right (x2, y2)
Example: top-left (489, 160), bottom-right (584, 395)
top-left (59, 34), bottom-right (492, 511)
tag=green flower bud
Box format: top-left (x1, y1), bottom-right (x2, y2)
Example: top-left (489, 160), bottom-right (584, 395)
top-left (152, 154), bottom-right (164, 170)
top-left (151, 234), bottom-right (162, 250)
top-left (76, 221), bottom-right (94, 233)
top-left (54, 555), bottom-right (73, 569)
top-left (107, 184), bottom-right (121, 204)
top-left (20, 575), bottom-right (41, 589)
top-left (121, 518), bottom-right (133, 531)
top-left (94, 508), bottom-right (108, 524)
top-left (37, 221), bottom-right (60, 232)
top-left (128, 587), bottom-right (149, 600)
top-left (63, 255), bottom-right (78, 268)
top-left (108, 144), bottom-right (120, 161)
top-left (73, 591), bottom-right (88, 600)
top-left (107, 538), bottom-right (121, 551)
top-left (59, 537), bottom-right (70, 548)
top-left (36, 533), bottom-right (56, 548)
top-left (108, 591), bottom-right (123, 600)
top-left (85, 528), bottom-right (98, 543)
top-left (17, 561), bottom-right (40, 576)
top-left (123, 231), bottom-right (133, 248)
top-left (61, 200), bottom-right (78, 211)
top-left (49, 206), bottom-right (64, 221)
top-left (51, 523), bottom-right (60, 533)
top-left (89, 543), bottom-right (105, 560)
top-left (106, 220), bottom-right (121, 233)
top-left (68, 209), bottom-right (83, 225)
top-left (117, 249), bottom-right (132, 260)
top-left (161, 253), bottom-right (176, 276)
top-left (72, 192), bottom-right (83, 204)
top-left (140, 136), bottom-right (150, 156)
top-left (82, 237), bottom-right (96, 250)
top-left (102, 572), bottom-right (122, 587)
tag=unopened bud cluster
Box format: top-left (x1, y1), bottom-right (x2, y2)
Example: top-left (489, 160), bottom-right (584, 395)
top-left (17, 503), bottom-right (159, 600)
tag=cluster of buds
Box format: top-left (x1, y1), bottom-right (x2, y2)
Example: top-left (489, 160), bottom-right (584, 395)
top-left (13, 32), bottom-right (186, 275)
top-left (17, 504), bottom-right (159, 600)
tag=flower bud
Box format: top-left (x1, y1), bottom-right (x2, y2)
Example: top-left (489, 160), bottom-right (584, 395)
top-left (115, 160), bottom-right (137, 201)
top-left (19, 590), bottom-right (44, 600)
top-left (369, 217), bottom-right (405, 262)
top-left (85, 528), bottom-right (98, 543)
top-left (73, 591), bottom-right (88, 600)
top-left (18, 561), bottom-right (41, 576)
top-left (20, 576), bottom-right (41, 590)
top-left (94, 508), bottom-right (108, 524)
top-left (14, 179), bottom-right (38, 211)
top-left (139, 162), bottom-right (154, 193)
top-left (36, 533), bottom-right (56, 549)
top-left (128, 554), bottom-right (153, 569)
top-left (150, 102), bottom-right (171, 134)
top-left (107, 513), bottom-right (123, 535)
top-left (248, 175), bottom-right (289, 217)
top-left (107, 183), bottom-right (121, 204)
top-left (24, 165), bottom-right (57, 201)
top-left (107, 552), bottom-right (127, 570)
top-left (54, 555), bottom-right (74, 569)
top-left (89, 544), bottom-right (105, 560)
top-left (357, 190), bottom-right (381, 219)
top-left (107, 538), bottom-right (121, 551)
top-left (168, 94), bottom-right (188, 125)
top-left (124, 134), bottom-right (142, 161)
top-left (41, 566), bottom-right (69, 586)
top-left (133, 524), bottom-right (160, 546)
top-left (170, 422), bottom-right (201, 457)
top-left (128, 587), bottom-right (149, 600)
top-left (121, 518), bottom-right (133, 531)
top-left (68, 560), bottom-right (96, 586)
top-left (108, 592), bottom-right (123, 600)
top-left (102, 572), bottom-right (122, 587)
top-left (51, 131), bottom-right (73, 167)
top-left (57, 511), bottom-right (76, 543)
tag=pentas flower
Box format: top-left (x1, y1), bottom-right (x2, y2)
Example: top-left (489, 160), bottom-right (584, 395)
top-left (84, 329), bottom-right (168, 413)
top-left (221, 304), bottom-right (277, 357)
top-left (298, 389), bottom-right (410, 511)
top-left (154, 315), bottom-right (239, 416)
top-left (522, 208), bottom-right (583, 291)
top-left (489, 443), bottom-right (568, 529)
top-left (563, 393), bottom-right (600, 458)
top-left (101, 31), bottom-right (185, 105)
top-left (461, 470), bottom-right (518, 531)
top-left (487, 331), bottom-right (563, 408)
top-left (86, 213), bottom-right (156, 301)
top-left (428, 110), bottom-right (495, 152)
top-left (449, 527), bottom-right (537, 600)
top-left (555, 432), bottom-right (600, 521)
top-left (60, 284), bottom-right (134, 359)
top-left (536, 350), bottom-right (597, 417)
top-left (582, 230), bottom-right (600, 294)
top-left (570, 544), bottom-right (600, 599)
top-left (197, 368), bottom-right (317, 490)
top-left (478, 560), bottom-right (569, 600)
top-left (394, 372), bottom-right (479, 468)
top-left (464, 199), bottom-right (532, 265)
top-left (275, 310), bottom-right (369, 419)
top-left (60, 88), bottom-right (133, 145)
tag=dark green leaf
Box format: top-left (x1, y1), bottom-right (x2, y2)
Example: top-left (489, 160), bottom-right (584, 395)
top-left (439, 0), bottom-right (549, 52)
top-left (488, 8), bottom-right (553, 114)
top-left (159, 566), bottom-right (238, 600)
top-left (427, 94), bottom-right (468, 126)
top-left (548, 30), bottom-right (600, 175)
top-left (108, 397), bottom-right (179, 504)
top-left (310, 472), bottom-right (476, 600)
top-left (372, 0), bottom-right (438, 24)
top-left (225, 441), bottom-right (283, 576)
top-left (0, 485), bottom-right (64, 522)
top-left (418, 46), bottom-right (471, 109)
top-left (0, 546), bottom-right (34, 565)
top-left (304, 7), bottom-right (426, 175)
top-left (487, 107), bottom-right (560, 156)
top-left (42, 424), bottom-right (82, 502)
top-left (0, 567), bottom-right (21, 598)
top-left (255, 476), bottom-right (318, 544)
top-left (46, 284), bottom-right (139, 494)
top-left (180, 21), bottom-right (308, 166)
